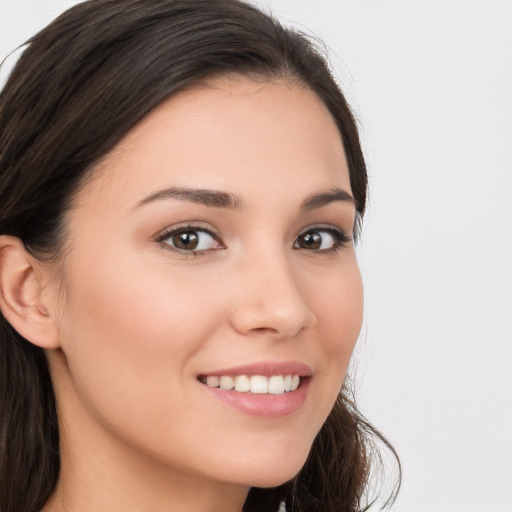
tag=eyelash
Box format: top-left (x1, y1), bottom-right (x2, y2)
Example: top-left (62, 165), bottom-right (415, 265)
top-left (294, 225), bottom-right (351, 253)
top-left (156, 224), bottom-right (224, 257)
top-left (155, 223), bottom-right (351, 256)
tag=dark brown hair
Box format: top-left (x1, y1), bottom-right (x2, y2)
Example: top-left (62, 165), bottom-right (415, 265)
top-left (0, 1), bottom-right (400, 511)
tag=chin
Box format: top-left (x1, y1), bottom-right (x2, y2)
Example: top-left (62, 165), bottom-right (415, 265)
top-left (247, 469), bottom-right (303, 489)
top-left (220, 446), bottom-right (311, 489)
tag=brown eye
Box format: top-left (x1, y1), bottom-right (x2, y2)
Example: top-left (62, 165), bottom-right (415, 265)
top-left (172, 230), bottom-right (199, 250)
top-left (294, 228), bottom-right (349, 252)
top-left (296, 231), bottom-right (323, 250)
top-left (160, 227), bottom-right (221, 252)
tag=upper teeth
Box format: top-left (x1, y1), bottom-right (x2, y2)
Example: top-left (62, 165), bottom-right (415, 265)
top-left (202, 375), bottom-right (300, 394)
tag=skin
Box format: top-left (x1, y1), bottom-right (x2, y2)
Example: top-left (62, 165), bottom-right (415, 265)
top-left (38, 78), bottom-right (364, 512)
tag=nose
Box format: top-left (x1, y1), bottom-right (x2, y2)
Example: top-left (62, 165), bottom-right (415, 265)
top-left (229, 252), bottom-right (316, 340)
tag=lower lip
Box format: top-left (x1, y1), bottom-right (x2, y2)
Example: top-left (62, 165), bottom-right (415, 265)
top-left (200, 378), bottom-right (311, 418)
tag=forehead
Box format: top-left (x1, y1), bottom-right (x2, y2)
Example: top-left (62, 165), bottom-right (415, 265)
top-left (74, 77), bottom-right (351, 212)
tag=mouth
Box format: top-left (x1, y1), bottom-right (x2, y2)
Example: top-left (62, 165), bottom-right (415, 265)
top-left (196, 361), bottom-right (312, 417)
top-left (198, 374), bottom-right (303, 395)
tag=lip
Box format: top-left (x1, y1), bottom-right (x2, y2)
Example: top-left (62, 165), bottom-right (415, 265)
top-left (197, 361), bottom-right (312, 418)
top-left (198, 360), bottom-right (313, 378)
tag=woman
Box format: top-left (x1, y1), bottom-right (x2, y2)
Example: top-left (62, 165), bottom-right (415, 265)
top-left (0, 1), bottom-right (399, 511)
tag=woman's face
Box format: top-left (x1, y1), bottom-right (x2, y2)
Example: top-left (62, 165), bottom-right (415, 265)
top-left (48, 78), bottom-right (363, 491)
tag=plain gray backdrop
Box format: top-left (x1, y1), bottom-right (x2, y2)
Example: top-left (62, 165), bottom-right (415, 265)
top-left (1, 1), bottom-right (511, 511)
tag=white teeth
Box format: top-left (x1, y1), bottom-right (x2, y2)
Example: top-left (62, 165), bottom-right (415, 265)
top-left (283, 375), bottom-right (292, 392)
top-left (206, 376), bottom-right (220, 388)
top-left (268, 375), bottom-right (285, 394)
top-left (234, 375), bottom-right (251, 392)
top-left (250, 375), bottom-right (268, 394)
top-left (203, 374), bottom-right (302, 394)
top-left (219, 376), bottom-right (234, 390)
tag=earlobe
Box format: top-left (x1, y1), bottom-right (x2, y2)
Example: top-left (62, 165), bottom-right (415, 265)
top-left (0, 235), bottom-right (60, 349)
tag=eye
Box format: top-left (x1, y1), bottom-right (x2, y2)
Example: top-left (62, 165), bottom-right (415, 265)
top-left (157, 226), bottom-right (223, 253)
top-left (294, 227), bottom-right (350, 252)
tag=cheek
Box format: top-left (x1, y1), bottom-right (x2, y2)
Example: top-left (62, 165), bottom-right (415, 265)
top-left (314, 263), bottom-right (363, 350)
top-left (57, 252), bottom-right (224, 430)
top-left (64, 250), bottom-right (221, 350)
top-left (307, 262), bottom-right (363, 393)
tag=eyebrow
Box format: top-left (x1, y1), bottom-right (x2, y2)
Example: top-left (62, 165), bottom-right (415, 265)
top-left (135, 187), bottom-right (243, 210)
top-left (301, 187), bottom-right (355, 211)
top-left (135, 186), bottom-right (354, 211)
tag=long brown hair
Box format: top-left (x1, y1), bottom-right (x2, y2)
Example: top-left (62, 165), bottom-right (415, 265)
top-left (0, 1), bottom-right (400, 511)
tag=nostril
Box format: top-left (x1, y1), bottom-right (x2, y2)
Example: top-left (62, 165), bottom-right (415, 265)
top-left (252, 326), bottom-right (278, 333)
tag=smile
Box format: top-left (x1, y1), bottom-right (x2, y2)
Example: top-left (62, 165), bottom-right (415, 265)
top-left (198, 374), bottom-right (301, 394)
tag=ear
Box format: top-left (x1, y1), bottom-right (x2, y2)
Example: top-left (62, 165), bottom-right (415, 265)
top-left (0, 235), bottom-right (60, 349)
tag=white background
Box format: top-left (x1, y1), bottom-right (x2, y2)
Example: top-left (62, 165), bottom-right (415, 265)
top-left (1, 1), bottom-right (511, 511)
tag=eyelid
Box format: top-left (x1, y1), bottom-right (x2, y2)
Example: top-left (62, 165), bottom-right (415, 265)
top-left (296, 223), bottom-right (350, 238)
top-left (155, 222), bottom-right (225, 255)
top-left (294, 224), bottom-right (352, 251)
